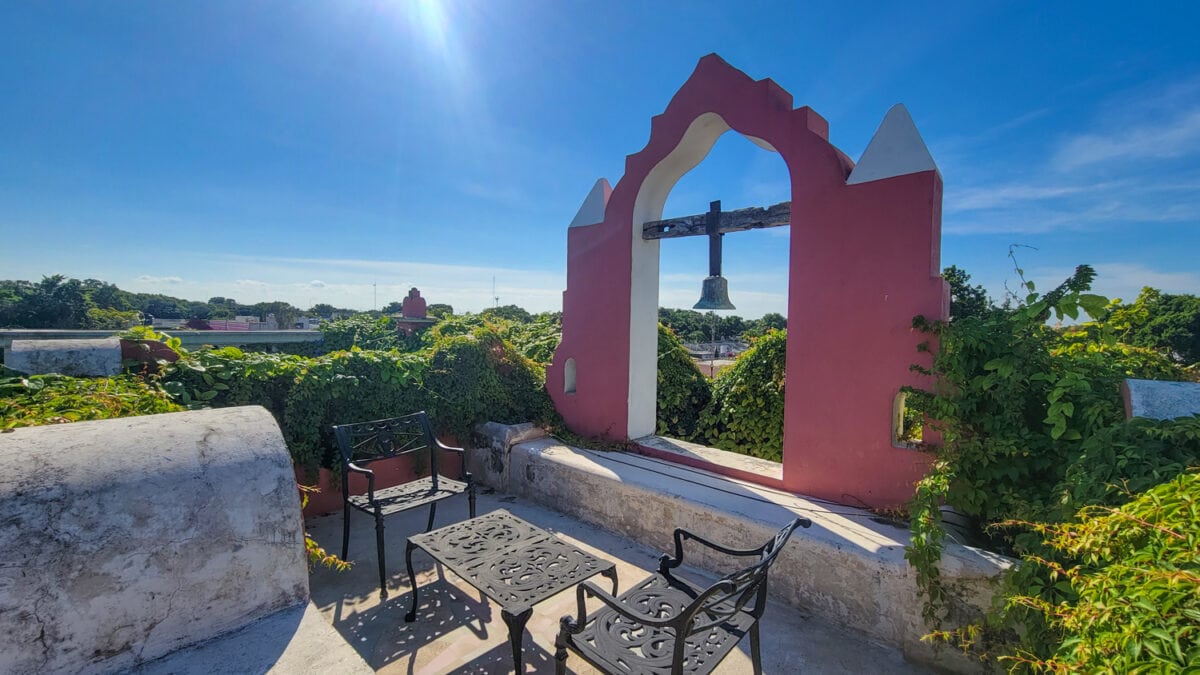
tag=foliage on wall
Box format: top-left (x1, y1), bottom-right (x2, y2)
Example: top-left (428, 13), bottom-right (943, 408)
top-left (1005, 469), bottom-right (1200, 671)
top-left (318, 315), bottom-right (401, 352)
top-left (424, 326), bottom-right (559, 439)
top-left (1, 372), bottom-right (181, 429)
top-left (695, 329), bottom-right (787, 460)
top-left (655, 323), bottom-right (712, 439)
top-left (905, 264), bottom-right (1200, 667)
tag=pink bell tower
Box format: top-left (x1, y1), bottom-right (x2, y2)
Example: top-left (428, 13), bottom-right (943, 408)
top-left (546, 55), bottom-right (948, 508)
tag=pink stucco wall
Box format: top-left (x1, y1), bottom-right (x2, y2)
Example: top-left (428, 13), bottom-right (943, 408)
top-left (548, 54), bottom-right (948, 508)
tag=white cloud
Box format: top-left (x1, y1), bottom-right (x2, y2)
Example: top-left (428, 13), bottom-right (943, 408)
top-left (945, 184), bottom-right (1096, 213)
top-left (1017, 262), bottom-right (1200, 308)
top-left (1052, 108), bottom-right (1200, 171)
top-left (307, 280), bottom-right (327, 288)
top-left (134, 274), bottom-right (182, 284)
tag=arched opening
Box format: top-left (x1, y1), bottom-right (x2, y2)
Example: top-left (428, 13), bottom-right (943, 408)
top-left (563, 358), bottom-right (577, 395)
top-left (651, 130), bottom-right (791, 461)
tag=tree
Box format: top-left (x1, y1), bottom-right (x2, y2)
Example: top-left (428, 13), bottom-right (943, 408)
top-left (481, 304), bottom-right (532, 324)
top-left (82, 307), bottom-right (138, 329)
top-left (427, 303), bottom-right (454, 319)
top-left (381, 301), bottom-right (405, 315)
top-left (251, 301), bottom-right (301, 330)
top-left (942, 265), bottom-right (994, 321)
top-left (1106, 287), bottom-right (1200, 365)
top-left (14, 275), bottom-right (95, 328)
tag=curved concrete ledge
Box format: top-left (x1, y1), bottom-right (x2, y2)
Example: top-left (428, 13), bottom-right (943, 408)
top-left (469, 429), bottom-right (1011, 673)
top-left (0, 406), bottom-right (308, 674)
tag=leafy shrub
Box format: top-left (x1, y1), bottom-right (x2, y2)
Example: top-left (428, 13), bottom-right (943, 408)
top-left (282, 349), bottom-right (428, 473)
top-left (1004, 469), bottom-right (1200, 672)
top-left (906, 264), bottom-right (1199, 664)
top-left (1, 373), bottom-right (181, 429)
top-left (423, 326), bottom-right (558, 440)
top-left (162, 347), bottom-right (306, 420)
top-left (318, 315), bottom-right (400, 352)
top-left (696, 329), bottom-right (786, 461)
top-left (424, 314), bottom-right (562, 365)
top-left (656, 324), bottom-right (711, 439)
top-left (500, 316), bottom-right (562, 366)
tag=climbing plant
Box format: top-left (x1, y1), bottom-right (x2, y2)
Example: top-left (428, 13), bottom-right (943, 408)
top-left (905, 263), bottom-right (1199, 665)
top-left (282, 349), bottom-right (428, 474)
top-left (696, 329), bottom-right (787, 460)
top-left (1, 372), bottom-right (180, 429)
top-left (423, 325), bottom-right (559, 440)
top-left (656, 323), bottom-right (711, 439)
top-left (1003, 470), bottom-right (1200, 672)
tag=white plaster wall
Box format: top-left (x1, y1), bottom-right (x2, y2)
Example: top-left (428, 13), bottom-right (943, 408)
top-left (0, 406), bottom-right (308, 674)
top-left (628, 112), bottom-right (734, 438)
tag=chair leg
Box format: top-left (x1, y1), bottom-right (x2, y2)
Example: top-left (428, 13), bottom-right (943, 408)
top-left (425, 502), bottom-right (438, 533)
top-left (341, 506), bottom-right (351, 560)
top-left (750, 622), bottom-right (762, 675)
top-left (375, 513), bottom-right (387, 600)
top-left (553, 623), bottom-right (570, 675)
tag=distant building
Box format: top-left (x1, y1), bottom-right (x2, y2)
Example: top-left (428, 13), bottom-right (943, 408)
top-left (393, 288), bottom-right (437, 336)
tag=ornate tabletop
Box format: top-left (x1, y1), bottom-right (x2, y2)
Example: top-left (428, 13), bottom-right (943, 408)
top-left (404, 509), bottom-right (618, 672)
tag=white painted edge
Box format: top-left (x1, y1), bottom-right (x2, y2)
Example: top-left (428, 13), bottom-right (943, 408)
top-left (847, 104), bottom-right (939, 185)
top-left (568, 178), bottom-right (612, 228)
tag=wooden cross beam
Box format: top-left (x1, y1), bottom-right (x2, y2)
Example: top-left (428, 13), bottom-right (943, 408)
top-left (642, 201), bottom-right (791, 240)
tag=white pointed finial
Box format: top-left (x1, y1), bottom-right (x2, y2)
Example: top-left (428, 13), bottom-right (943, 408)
top-left (568, 178), bottom-right (612, 228)
top-left (847, 104), bottom-right (938, 185)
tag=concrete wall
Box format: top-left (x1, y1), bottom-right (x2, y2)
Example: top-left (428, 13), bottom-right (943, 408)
top-left (0, 406), bottom-right (308, 674)
top-left (6, 338), bottom-right (122, 376)
top-left (470, 426), bottom-right (1010, 673)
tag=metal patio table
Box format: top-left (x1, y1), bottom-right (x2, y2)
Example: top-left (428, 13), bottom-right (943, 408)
top-left (404, 509), bottom-right (618, 673)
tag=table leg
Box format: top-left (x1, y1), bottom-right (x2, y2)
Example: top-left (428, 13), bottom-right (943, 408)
top-left (404, 540), bottom-right (420, 622)
top-left (501, 606), bottom-right (533, 673)
top-left (600, 566), bottom-right (619, 595)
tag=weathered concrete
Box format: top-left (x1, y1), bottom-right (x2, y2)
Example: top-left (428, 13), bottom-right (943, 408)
top-left (471, 421), bottom-right (550, 490)
top-left (0, 406), bottom-right (308, 674)
top-left (133, 602), bottom-right (372, 674)
top-left (468, 426), bottom-right (1011, 673)
top-left (0, 330), bottom-right (324, 364)
top-left (306, 491), bottom-right (929, 674)
top-left (1123, 378), bottom-right (1200, 420)
top-left (6, 337), bottom-right (122, 376)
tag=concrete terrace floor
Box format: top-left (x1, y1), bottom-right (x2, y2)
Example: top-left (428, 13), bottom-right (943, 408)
top-left (306, 490), bottom-right (930, 674)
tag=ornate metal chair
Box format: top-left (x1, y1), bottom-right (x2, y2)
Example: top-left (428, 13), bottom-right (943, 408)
top-left (332, 411), bottom-right (475, 599)
top-left (555, 517), bottom-right (809, 675)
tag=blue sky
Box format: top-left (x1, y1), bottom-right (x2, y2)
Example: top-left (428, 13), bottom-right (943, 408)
top-left (2, 2), bottom-right (1198, 318)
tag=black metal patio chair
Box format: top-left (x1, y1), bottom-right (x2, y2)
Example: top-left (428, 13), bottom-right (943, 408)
top-left (332, 411), bottom-right (475, 599)
top-left (554, 517), bottom-right (810, 675)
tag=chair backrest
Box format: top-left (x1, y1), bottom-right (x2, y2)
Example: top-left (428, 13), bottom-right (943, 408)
top-left (681, 518), bottom-right (805, 638)
top-left (331, 411), bottom-right (442, 476)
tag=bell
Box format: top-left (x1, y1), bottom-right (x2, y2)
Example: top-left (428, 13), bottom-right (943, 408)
top-left (693, 275), bottom-right (735, 310)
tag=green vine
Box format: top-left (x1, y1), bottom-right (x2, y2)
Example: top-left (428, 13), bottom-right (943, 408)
top-left (696, 329), bottom-right (787, 460)
top-left (905, 262), bottom-right (1199, 666)
top-left (656, 323), bottom-right (712, 439)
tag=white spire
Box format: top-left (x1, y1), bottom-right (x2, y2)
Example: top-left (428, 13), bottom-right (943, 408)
top-left (847, 104), bottom-right (938, 185)
top-left (568, 178), bottom-right (611, 228)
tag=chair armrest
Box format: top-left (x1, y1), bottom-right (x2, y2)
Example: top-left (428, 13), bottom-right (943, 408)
top-left (659, 518), bottom-right (813, 575)
top-left (659, 528), bottom-right (767, 574)
top-left (433, 438), bottom-right (474, 483)
top-left (560, 580), bottom-right (678, 635)
top-left (433, 438), bottom-right (465, 455)
top-left (345, 461), bottom-right (376, 499)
